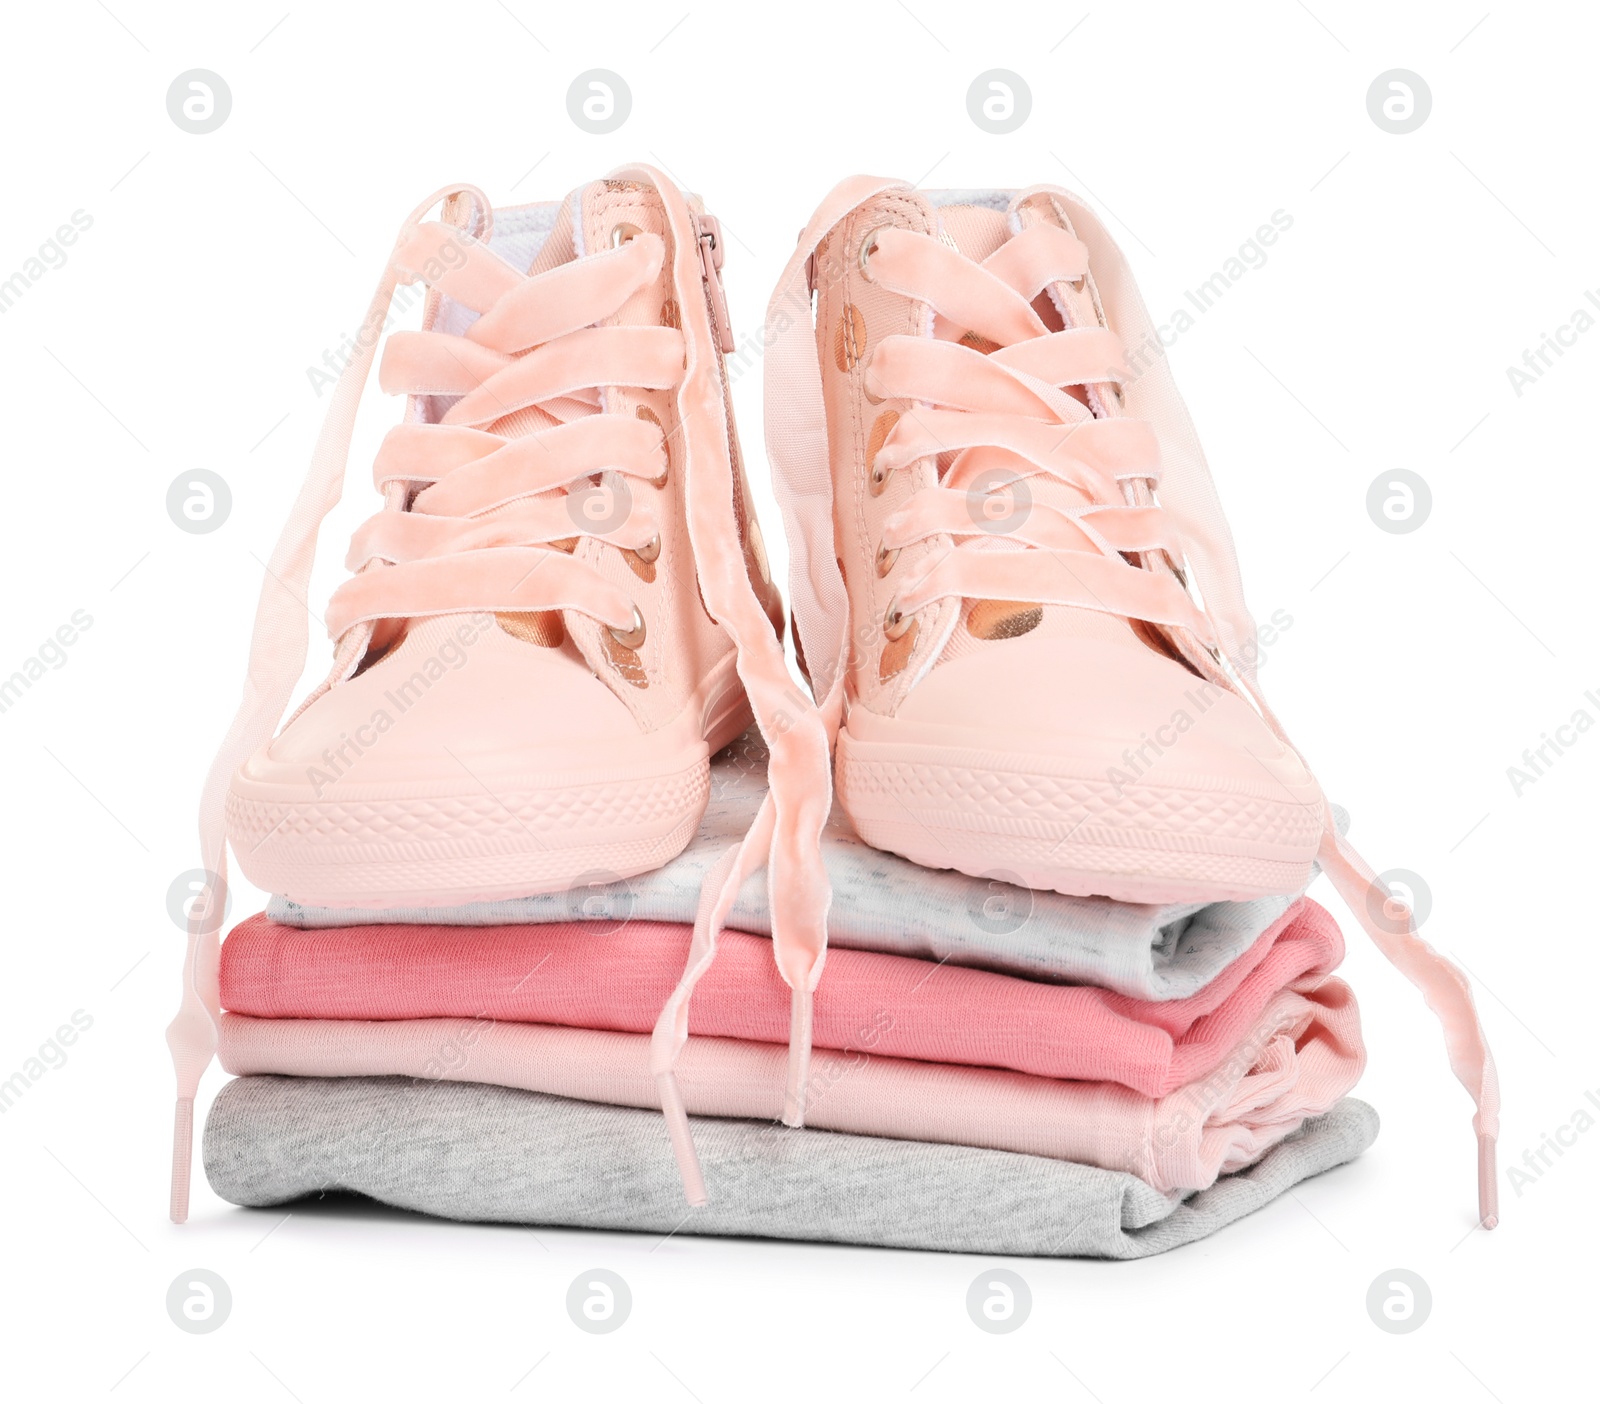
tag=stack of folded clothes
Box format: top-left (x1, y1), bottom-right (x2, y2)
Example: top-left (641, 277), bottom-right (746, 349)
top-left (204, 738), bottom-right (1379, 1258)
top-left (183, 170), bottom-right (1496, 1253)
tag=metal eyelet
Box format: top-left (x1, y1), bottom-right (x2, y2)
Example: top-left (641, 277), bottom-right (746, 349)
top-left (875, 542), bottom-right (899, 577)
top-left (858, 224), bottom-right (889, 281)
top-left (883, 598), bottom-right (912, 641)
top-left (611, 222), bottom-right (642, 248)
top-left (634, 535), bottom-right (661, 564)
top-left (609, 606), bottom-right (647, 650)
top-left (868, 458), bottom-right (891, 497)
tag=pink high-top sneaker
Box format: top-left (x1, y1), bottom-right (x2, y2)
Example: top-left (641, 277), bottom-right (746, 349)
top-left (785, 184), bottom-right (1322, 905)
top-left (222, 176), bottom-right (783, 910)
top-left (762, 176), bottom-right (1499, 1228)
top-left (169, 167), bottom-right (834, 1219)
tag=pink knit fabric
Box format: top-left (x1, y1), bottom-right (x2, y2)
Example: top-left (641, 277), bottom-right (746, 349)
top-left (216, 972), bottom-right (1362, 1195)
top-left (219, 898), bottom-right (1341, 1097)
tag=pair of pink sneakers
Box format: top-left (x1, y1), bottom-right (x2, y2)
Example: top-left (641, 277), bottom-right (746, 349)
top-left (168, 166), bottom-right (1497, 1227)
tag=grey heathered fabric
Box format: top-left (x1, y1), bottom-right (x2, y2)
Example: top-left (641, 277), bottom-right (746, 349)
top-left (267, 733), bottom-right (1349, 1001)
top-left (204, 1076), bottom-right (1377, 1259)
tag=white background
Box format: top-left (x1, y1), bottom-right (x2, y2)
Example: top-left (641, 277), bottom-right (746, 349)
top-left (1, 1), bottom-right (1594, 1399)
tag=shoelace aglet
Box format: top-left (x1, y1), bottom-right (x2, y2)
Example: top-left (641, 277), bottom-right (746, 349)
top-left (1478, 1132), bottom-right (1499, 1230)
top-left (170, 1097), bottom-right (195, 1224)
top-left (655, 1071), bottom-right (707, 1206)
top-left (782, 988), bottom-right (814, 1128)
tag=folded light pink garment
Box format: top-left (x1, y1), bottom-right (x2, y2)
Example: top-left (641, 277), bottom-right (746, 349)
top-left (216, 975), bottom-right (1362, 1195)
top-left (219, 898), bottom-right (1341, 1098)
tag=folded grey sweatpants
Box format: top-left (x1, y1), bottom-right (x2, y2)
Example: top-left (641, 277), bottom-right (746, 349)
top-left (204, 1076), bottom-right (1377, 1259)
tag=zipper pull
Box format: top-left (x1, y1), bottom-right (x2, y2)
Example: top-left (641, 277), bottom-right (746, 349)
top-left (695, 213), bottom-right (736, 354)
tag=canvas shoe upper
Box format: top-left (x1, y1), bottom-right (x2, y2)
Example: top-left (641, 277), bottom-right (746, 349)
top-left (223, 176), bottom-right (782, 909)
top-left (763, 176), bottom-right (1499, 1228)
top-left (796, 183), bottom-right (1322, 905)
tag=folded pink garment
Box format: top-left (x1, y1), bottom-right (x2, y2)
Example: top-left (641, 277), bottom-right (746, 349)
top-left (219, 897), bottom-right (1341, 1098)
top-left (216, 975), bottom-right (1363, 1195)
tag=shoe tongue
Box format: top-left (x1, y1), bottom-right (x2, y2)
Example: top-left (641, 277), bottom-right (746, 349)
top-left (459, 180), bottom-right (673, 446)
top-left (521, 191), bottom-right (579, 275)
top-left (490, 178), bottom-right (674, 463)
top-left (935, 201), bottom-right (1012, 262)
top-left (429, 181), bottom-right (666, 440)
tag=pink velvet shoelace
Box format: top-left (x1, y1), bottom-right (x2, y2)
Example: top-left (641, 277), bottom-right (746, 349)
top-left (764, 177), bottom-right (1499, 1230)
top-left (327, 215), bottom-right (682, 643)
top-left (166, 168), bottom-right (835, 1221)
top-left (862, 221), bottom-right (1211, 640)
